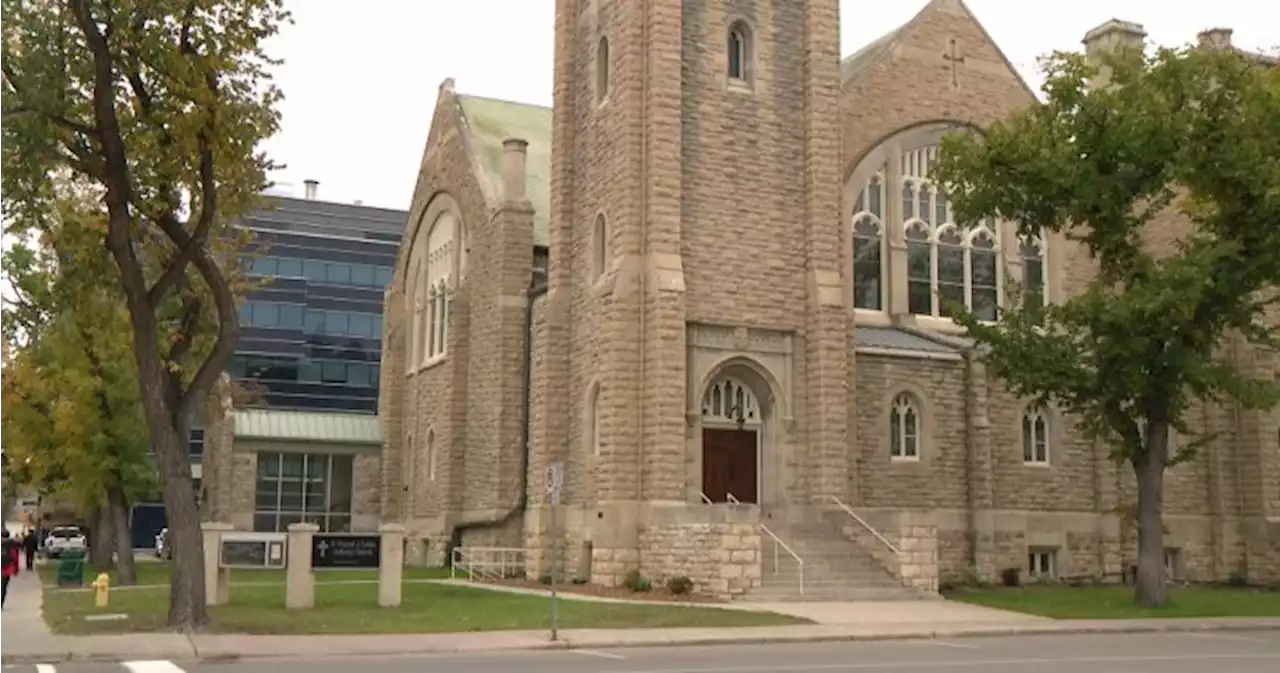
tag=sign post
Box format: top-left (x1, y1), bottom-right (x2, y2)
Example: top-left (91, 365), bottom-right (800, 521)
top-left (545, 461), bottom-right (564, 642)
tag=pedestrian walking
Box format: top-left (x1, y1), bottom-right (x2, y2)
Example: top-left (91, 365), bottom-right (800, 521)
top-left (1, 529), bottom-right (20, 609)
top-left (22, 527), bottom-right (38, 570)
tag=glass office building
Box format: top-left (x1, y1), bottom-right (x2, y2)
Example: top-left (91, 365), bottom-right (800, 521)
top-left (231, 195), bottom-right (404, 413)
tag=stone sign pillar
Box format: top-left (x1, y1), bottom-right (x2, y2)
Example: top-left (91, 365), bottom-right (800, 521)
top-left (379, 523), bottom-right (406, 607)
top-left (286, 522), bottom-right (319, 609)
top-left (201, 522), bottom-right (232, 606)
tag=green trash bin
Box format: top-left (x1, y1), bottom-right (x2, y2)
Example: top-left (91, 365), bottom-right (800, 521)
top-left (57, 550), bottom-right (86, 587)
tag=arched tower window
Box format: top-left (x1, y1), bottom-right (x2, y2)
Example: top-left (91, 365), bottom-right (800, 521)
top-left (728, 21), bottom-right (751, 82)
top-left (588, 383), bottom-right (602, 456)
top-left (701, 376), bottom-right (761, 426)
top-left (1020, 234), bottom-right (1047, 309)
top-left (591, 214), bottom-right (608, 281)
top-left (425, 430), bottom-right (436, 481)
top-left (852, 168), bottom-right (886, 311)
top-left (901, 146), bottom-right (1001, 321)
top-left (596, 37), bottom-right (610, 103)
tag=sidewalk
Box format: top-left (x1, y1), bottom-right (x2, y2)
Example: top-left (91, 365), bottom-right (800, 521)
top-left (3, 569), bottom-right (1279, 665)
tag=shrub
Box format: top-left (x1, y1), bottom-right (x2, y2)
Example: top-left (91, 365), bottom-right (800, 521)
top-left (666, 575), bottom-right (694, 595)
top-left (623, 569), bottom-right (651, 592)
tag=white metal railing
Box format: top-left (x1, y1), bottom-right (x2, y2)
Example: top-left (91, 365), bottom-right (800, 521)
top-left (450, 546), bottom-right (526, 581)
top-left (760, 523), bottom-right (803, 595)
top-left (726, 492), bottom-right (741, 504)
top-left (700, 491), bottom-right (714, 504)
top-left (823, 495), bottom-right (901, 556)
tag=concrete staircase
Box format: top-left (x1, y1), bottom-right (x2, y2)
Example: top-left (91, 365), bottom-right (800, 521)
top-left (741, 517), bottom-right (935, 602)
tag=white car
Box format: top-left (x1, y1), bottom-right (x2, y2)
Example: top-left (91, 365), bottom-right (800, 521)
top-left (44, 525), bottom-right (87, 559)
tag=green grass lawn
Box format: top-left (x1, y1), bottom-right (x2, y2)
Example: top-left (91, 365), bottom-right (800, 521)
top-left (43, 581), bottom-right (808, 635)
top-left (38, 562), bottom-right (459, 587)
top-left (947, 584), bottom-right (1280, 619)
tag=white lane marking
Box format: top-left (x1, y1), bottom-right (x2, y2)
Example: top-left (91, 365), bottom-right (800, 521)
top-left (574, 649), bottom-right (628, 660)
top-left (123, 662), bottom-right (187, 673)
top-left (1184, 631), bottom-right (1275, 644)
top-left (927, 640), bottom-right (981, 650)
top-left (35, 665), bottom-right (57, 673)
top-left (607, 652), bottom-right (1280, 673)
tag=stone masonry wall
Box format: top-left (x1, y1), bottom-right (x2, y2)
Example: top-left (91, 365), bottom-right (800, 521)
top-left (841, 508), bottom-right (939, 593)
top-left (639, 520), bottom-right (763, 600)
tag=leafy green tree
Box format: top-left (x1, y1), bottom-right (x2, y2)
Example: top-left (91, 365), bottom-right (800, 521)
top-left (3, 191), bottom-right (158, 584)
top-left (2, 0), bottom-right (288, 628)
top-left (933, 45), bottom-right (1280, 606)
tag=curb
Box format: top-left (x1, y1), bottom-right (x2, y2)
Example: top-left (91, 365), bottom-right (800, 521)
top-left (3, 621), bottom-right (1277, 665)
top-left (555, 621), bottom-right (1280, 651)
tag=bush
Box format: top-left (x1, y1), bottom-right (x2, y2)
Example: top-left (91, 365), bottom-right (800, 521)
top-left (666, 575), bottom-right (694, 595)
top-left (623, 569), bottom-right (651, 592)
top-left (1000, 567), bottom-right (1021, 587)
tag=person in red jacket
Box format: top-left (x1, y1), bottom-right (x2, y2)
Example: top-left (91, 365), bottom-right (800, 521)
top-left (2, 528), bottom-right (20, 608)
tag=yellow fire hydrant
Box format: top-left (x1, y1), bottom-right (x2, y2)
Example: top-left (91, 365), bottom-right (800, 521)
top-left (92, 572), bottom-right (110, 608)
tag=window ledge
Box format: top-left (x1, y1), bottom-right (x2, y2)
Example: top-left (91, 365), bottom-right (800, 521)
top-left (854, 309), bottom-right (892, 327)
top-left (889, 455), bottom-right (921, 464)
top-left (1022, 461), bottom-right (1052, 469)
top-left (414, 354), bottom-right (448, 374)
top-left (727, 78), bottom-right (753, 94)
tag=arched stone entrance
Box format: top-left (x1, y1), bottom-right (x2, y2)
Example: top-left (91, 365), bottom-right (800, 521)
top-left (699, 373), bottom-right (765, 504)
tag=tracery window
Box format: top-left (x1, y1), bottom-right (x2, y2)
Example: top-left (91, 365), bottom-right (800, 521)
top-left (1022, 406), bottom-right (1049, 464)
top-left (889, 393), bottom-right (921, 460)
top-left (902, 146), bottom-right (1000, 321)
top-left (1020, 234), bottom-right (1047, 309)
top-left (423, 213), bottom-right (454, 362)
top-left (701, 377), bottom-right (760, 426)
top-left (852, 169), bottom-right (885, 311)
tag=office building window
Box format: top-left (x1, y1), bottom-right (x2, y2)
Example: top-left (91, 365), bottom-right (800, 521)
top-left (253, 452), bottom-right (355, 533)
top-left (240, 301), bottom-right (381, 339)
top-left (244, 255), bottom-right (394, 289)
top-left (230, 355), bottom-right (379, 388)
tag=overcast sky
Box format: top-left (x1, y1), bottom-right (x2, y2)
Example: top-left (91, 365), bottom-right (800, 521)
top-left (258, 0), bottom-right (1278, 212)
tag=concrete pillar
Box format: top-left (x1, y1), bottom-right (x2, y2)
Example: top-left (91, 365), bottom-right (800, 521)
top-left (378, 523), bottom-right (407, 607)
top-left (285, 522), bottom-right (318, 610)
top-left (201, 522), bottom-right (232, 606)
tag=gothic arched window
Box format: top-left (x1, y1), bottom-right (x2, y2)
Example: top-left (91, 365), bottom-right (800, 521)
top-left (901, 146), bottom-right (1001, 321)
top-left (889, 393), bottom-right (921, 460)
top-left (728, 21), bottom-right (751, 82)
top-left (852, 169), bottom-right (886, 311)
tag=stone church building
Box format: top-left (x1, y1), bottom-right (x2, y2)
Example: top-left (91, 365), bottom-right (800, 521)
top-left (378, 0), bottom-right (1280, 599)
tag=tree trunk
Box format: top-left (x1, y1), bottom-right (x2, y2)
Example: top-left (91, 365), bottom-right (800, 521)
top-left (147, 411), bottom-right (208, 631)
top-left (1132, 421), bottom-right (1169, 607)
top-left (107, 486), bottom-right (136, 586)
top-left (87, 505), bottom-right (114, 571)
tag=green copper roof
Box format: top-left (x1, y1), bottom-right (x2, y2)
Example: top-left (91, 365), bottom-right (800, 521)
top-left (234, 409), bottom-right (381, 445)
top-left (457, 95), bottom-right (552, 248)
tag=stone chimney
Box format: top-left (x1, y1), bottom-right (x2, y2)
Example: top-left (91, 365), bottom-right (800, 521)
top-left (1082, 19), bottom-right (1147, 89)
top-left (1197, 28), bottom-right (1234, 51)
top-left (502, 137), bottom-right (529, 204)
top-left (303, 179), bottom-right (319, 200)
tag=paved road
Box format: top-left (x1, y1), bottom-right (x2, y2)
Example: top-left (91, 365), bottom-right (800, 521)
top-left (7, 630), bottom-right (1279, 673)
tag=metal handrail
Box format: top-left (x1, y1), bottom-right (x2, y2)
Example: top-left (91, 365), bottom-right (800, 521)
top-left (726, 492), bottom-right (741, 504)
top-left (451, 546), bottom-right (526, 580)
top-left (822, 495), bottom-right (901, 556)
top-left (700, 491), bottom-right (713, 504)
top-left (759, 523), bottom-right (804, 595)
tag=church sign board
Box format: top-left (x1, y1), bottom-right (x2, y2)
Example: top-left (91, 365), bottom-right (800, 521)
top-left (312, 533), bottom-right (380, 569)
top-left (220, 532), bottom-right (287, 569)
